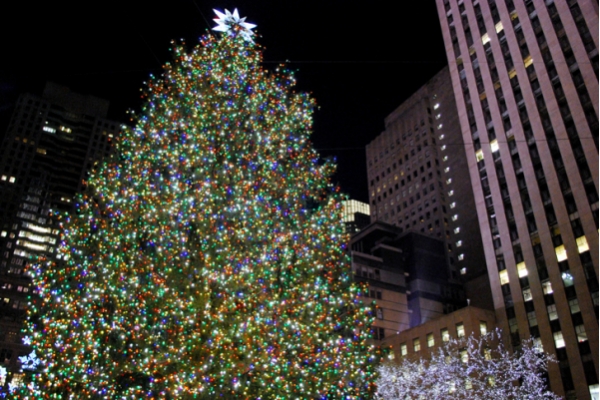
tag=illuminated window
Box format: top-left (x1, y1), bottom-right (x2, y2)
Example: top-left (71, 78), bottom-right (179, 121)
top-left (553, 331), bottom-right (565, 348)
top-left (499, 270), bottom-right (509, 285)
top-left (446, 178), bottom-right (452, 185)
top-left (456, 240), bottom-right (463, 247)
top-left (443, 155), bottom-right (448, 161)
top-left (576, 236), bottom-right (589, 253)
top-left (490, 139), bottom-right (499, 152)
top-left (437, 124), bottom-right (443, 130)
top-left (413, 338), bottom-right (421, 352)
top-left (436, 113), bottom-right (441, 119)
top-left (42, 126), bottom-right (56, 134)
top-left (495, 21), bottom-right (504, 33)
top-left (376, 308), bottom-right (383, 319)
top-left (400, 343), bottom-right (407, 356)
top-left (575, 325), bottom-right (587, 342)
top-left (452, 214), bottom-right (458, 221)
top-left (542, 280), bottom-right (553, 295)
top-left (441, 328), bottom-right (450, 342)
top-left (427, 333), bottom-right (434, 347)
top-left (555, 245), bottom-right (567, 262)
top-left (454, 227), bottom-right (460, 234)
top-left (441, 145), bottom-right (447, 151)
top-left (516, 262), bottom-right (528, 278)
top-left (475, 149), bottom-right (484, 162)
top-left (547, 304), bottom-right (558, 321)
top-left (0, 175), bottom-right (6, 181)
top-left (458, 253), bottom-right (464, 261)
top-left (444, 167), bottom-right (450, 173)
top-left (434, 103), bottom-right (440, 110)
top-left (450, 202), bottom-right (456, 209)
top-left (461, 349), bottom-right (468, 363)
top-left (484, 348), bottom-right (492, 360)
top-left (522, 288), bottom-right (533, 301)
top-left (456, 323), bottom-right (465, 338)
top-left (568, 299), bottom-right (580, 314)
top-left (0, 231), bottom-right (5, 237)
top-left (561, 271), bottom-right (574, 287)
top-left (524, 55), bottom-right (533, 68)
top-left (482, 33), bottom-right (490, 44)
top-left (466, 378), bottom-right (473, 390)
top-left (36, 148), bottom-right (47, 155)
top-left (8, 177), bottom-right (15, 183)
top-left (480, 321), bottom-right (487, 335)
top-left (460, 267), bottom-right (467, 275)
top-left (439, 134), bottom-right (445, 140)
top-left (448, 190), bottom-right (454, 196)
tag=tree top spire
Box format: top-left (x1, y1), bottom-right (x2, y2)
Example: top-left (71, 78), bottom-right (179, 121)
top-left (212, 8), bottom-right (257, 42)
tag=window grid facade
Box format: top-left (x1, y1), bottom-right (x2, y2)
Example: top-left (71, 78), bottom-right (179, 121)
top-left (436, 0), bottom-right (598, 398)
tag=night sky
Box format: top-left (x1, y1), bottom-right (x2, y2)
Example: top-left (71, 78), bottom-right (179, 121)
top-left (0, 1), bottom-right (447, 202)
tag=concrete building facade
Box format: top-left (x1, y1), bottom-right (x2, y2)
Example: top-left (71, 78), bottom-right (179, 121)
top-left (435, 0), bottom-right (598, 398)
top-left (366, 66), bottom-right (491, 309)
top-left (0, 83), bottom-right (120, 376)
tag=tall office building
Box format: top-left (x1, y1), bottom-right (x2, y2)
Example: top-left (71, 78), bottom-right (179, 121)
top-left (435, 0), bottom-right (598, 398)
top-left (0, 83), bottom-right (120, 376)
top-left (366, 66), bottom-right (491, 309)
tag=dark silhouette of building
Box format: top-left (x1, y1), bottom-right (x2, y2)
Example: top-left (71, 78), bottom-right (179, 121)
top-left (0, 83), bottom-right (121, 378)
top-left (435, 0), bottom-right (598, 398)
top-left (351, 222), bottom-right (467, 341)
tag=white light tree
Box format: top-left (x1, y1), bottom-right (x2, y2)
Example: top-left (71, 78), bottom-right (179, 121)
top-left (376, 329), bottom-right (561, 400)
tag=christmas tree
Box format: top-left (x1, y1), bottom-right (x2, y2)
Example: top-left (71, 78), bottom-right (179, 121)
top-left (21, 9), bottom-right (376, 399)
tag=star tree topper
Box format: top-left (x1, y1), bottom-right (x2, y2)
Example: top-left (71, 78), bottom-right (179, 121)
top-left (212, 8), bottom-right (256, 42)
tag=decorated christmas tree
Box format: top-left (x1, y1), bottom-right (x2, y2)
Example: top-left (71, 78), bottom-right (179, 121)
top-left (20, 9), bottom-right (376, 399)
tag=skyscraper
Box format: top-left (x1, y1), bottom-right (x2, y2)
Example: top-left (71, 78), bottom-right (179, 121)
top-left (435, 0), bottom-right (598, 398)
top-left (366, 66), bottom-right (491, 309)
top-left (0, 83), bottom-right (120, 377)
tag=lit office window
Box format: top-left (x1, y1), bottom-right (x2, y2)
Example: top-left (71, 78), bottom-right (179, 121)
top-left (499, 270), bottom-right (509, 285)
top-left (516, 262), bottom-right (528, 278)
top-left (555, 245), bottom-right (567, 262)
top-left (576, 236), bottom-right (589, 253)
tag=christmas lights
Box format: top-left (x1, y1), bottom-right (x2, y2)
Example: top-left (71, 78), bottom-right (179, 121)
top-left (21, 10), bottom-right (377, 399)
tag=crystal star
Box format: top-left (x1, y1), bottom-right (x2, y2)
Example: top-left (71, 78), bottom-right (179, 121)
top-left (213, 8), bottom-right (256, 42)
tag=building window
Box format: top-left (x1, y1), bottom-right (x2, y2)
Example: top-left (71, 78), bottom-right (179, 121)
top-left (456, 240), bottom-right (463, 247)
top-left (561, 271), bottom-right (574, 287)
top-left (376, 308), bottom-right (384, 320)
top-left (456, 323), bottom-right (465, 338)
top-left (522, 288), bottom-right (532, 302)
top-left (575, 325), bottom-right (587, 342)
top-left (458, 253), bottom-right (464, 261)
top-left (475, 149), bottom-right (484, 162)
top-left (547, 304), bottom-right (558, 321)
top-left (427, 333), bottom-right (435, 347)
top-left (413, 338), bottom-right (421, 352)
top-left (400, 343), bottom-right (407, 356)
top-left (490, 139), bottom-right (499, 152)
top-left (499, 270), bottom-right (509, 285)
top-left (452, 214), bottom-right (458, 221)
top-left (454, 227), bottom-right (460, 234)
top-left (460, 267), bottom-right (467, 275)
top-left (8, 177), bottom-right (15, 183)
top-left (461, 349), bottom-right (469, 363)
top-left (576, 236), bottom-right (589, 253)
top-left (441, 328), bottom-right (450, 342)
top-left (480, 321), bottom-right (487, 335)
top-left (527, 311), bottom-right (538, 327)
top-left (568, 299), bottom-right (580, 314)
top-left (516, 262), bottom-right (528, 278)
top-left (555, 245), bottom-right (567, 262)
top-left (553, 331), bottom-right (565, 349)
top-left (542, 280), bottom-right (553, 295)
